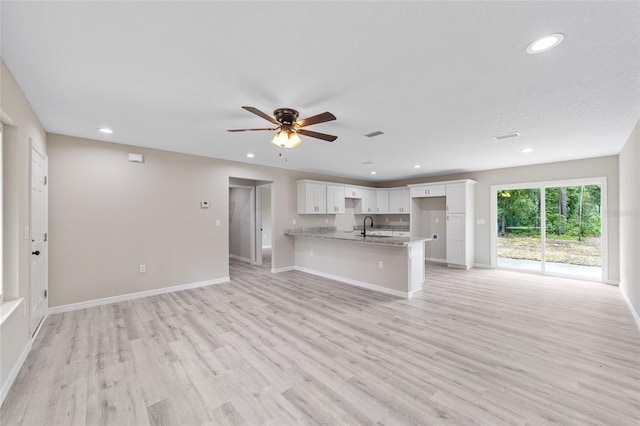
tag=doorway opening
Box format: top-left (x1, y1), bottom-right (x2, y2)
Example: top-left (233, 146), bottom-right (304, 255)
top-left (491, 178), bottom-right (606, 282)
top-left (228, 178), bottom-right (273, 272)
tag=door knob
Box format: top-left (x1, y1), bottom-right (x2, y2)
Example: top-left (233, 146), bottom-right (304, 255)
top-left (32, 250), bottom-right (40, 256)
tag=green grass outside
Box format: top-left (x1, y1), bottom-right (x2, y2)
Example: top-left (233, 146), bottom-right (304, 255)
top-left (498, 236), bottom-right (601, 267)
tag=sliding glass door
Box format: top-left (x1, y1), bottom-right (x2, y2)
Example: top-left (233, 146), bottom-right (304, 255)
top-left (497, 188), bottom-right (542, 272)
top-left (544, 185), bottom-right (602, 279)
top-left (492, 179), bottom-right (605, 281)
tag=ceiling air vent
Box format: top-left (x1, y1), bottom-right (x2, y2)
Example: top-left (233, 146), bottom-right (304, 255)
top-left (361, 161), bottom-right (374, 165)
top-left (493, 131), bottom-right (520, 141)
top-left (364, 131), bottom-right (384, 138)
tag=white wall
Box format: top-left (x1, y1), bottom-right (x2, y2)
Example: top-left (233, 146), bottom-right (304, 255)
top-left (412, 197), bottom-right (447, 261)
top-left (229, 187), bottom-right (252, 261)
top-left (0, 59), bottom-right (47, 401)
top-left (619, 118), bottom-right (640, 323)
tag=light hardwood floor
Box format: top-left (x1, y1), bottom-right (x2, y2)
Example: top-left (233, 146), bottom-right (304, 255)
top-left (2, 260), bottom-right (639, 425)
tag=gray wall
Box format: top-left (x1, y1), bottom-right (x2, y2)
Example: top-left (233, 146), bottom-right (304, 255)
top-left (260, 187), bottom-right (272, 248)
top-left (382, 156), bottom-right (620, 280)
top-left (229, 187), bottom-right (252, 261)
top-left (619, 118), bottom-right (640, 321)
top-left (47, 133), bottom-right (370, 307)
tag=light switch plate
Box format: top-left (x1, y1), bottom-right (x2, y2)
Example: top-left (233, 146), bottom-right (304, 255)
top-left (215, 219), bottom-right (221, 227)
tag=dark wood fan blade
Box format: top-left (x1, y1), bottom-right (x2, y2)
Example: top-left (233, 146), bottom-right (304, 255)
top-left (227, 128), bottom-right (277, 132)
top-left (296, 111), bottom-right (336, 128)
top-left (297, 128), bottom-right (337, 142)
top-left (241, 106), bottom-right (280, 125)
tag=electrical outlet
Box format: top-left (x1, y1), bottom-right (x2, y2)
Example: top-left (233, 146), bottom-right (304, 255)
top-left (293, 219), bottom-right (296, 225)
top-left (378, 261), bottom-right (383, 269)
top-left (477, 219), bottom-right (486, 225)
top-left (215, 219), bottom-right (221, 227)
top-left (435, 218), bottom-right (439, 223)
top-left (139, 264), bottom-right (146, 273)
top-left (310, 250), bottom-right (314, 257)
top-left (325, 218), bottom-right (328, 224)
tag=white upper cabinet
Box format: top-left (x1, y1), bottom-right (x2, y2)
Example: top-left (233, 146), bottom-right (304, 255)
top-left (356, 189), bottom-right (376, 214)
top-left (297, 181), bottom-right (327, 214)
top-left (344, 187), bottom-right (364, 198)
top-left (326, 185), bottom-right (345, 214)
top-left (409, 184), bottom-right (446, 198)
top-left (389, 188), bottom-right (410, 214)
top-left (445, 183), bottom-right (467, 213)
top-left (376, 190), bottom-right (389, 214)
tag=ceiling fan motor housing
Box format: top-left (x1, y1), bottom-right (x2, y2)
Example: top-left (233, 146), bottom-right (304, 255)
top-left (274, 108), bottom-right (299, 126)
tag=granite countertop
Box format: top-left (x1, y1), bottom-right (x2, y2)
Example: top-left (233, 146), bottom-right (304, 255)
top-left (284, 227), bottom-right (431, 246)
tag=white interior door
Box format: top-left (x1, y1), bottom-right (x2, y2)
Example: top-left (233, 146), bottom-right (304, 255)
top-left (30, 146), bottom-right (48, 335)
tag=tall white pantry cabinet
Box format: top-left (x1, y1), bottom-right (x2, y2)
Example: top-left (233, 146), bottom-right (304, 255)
top-left (445, 181), bottom-right (475, 269)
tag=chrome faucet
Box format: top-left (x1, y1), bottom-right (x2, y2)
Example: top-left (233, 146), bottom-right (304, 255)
top-left (362, 216), bottom-right (374, 238)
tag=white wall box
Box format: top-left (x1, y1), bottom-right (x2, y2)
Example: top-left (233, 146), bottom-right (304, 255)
top-left (389, 188), bottom-right (410, 214)
top-left (297, 180), bottom-right (327, 214)
top-left (326, 185), bottom-right (345, 214)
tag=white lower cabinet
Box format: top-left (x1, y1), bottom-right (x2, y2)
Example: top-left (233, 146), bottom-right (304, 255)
top-left (446, 214), bottom-right (465, 266)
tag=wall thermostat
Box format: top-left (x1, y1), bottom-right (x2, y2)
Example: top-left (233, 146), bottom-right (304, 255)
top-left (201, 201), bottom-right (209, 209)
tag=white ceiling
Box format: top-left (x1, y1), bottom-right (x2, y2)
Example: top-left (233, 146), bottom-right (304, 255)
top-left (2, 1), bottom-right (639, 182)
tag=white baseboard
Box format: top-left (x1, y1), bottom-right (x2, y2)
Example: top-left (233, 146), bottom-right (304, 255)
top-left (271, 266), bottom-right (295, 273)
top-left (620, 286), bottom-right (640, 331)
top-left (229, 254), bottom-right (252, 263)
top-left (425, 257), bottom-right (446, 263)
top-left (474, 263), bottom-right (492, 269)
top-left (604, 279), bottom-right (620, 286)
top-left (262, 245), bottom-right (272, 249)
top-left (47, 277), bottom-right (230, 315)
top-left (1, 338), bottom-right (32, 406)
top-left (294, 266), bottom-right (409, 299)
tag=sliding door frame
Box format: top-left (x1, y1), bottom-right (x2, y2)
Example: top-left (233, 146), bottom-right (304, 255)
top-left (490, 176), bottom-right (608, 282)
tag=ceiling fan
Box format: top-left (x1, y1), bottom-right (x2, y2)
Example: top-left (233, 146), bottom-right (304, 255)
top-left (227, 106), bottom-right (337, 149)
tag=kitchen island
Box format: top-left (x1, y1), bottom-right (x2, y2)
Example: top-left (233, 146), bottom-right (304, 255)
top-left (285, 227), bottom-right (430, 298)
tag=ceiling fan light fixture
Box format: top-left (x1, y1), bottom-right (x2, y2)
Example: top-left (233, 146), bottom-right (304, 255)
top-left (271, 129), bottom-right (302, 149)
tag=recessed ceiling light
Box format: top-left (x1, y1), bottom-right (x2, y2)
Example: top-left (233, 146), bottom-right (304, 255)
top-left (246, 153), bottom-right (255, 158)
top-left (526, 33), bottom-right (564, 54)
top-left (414, 165), bottom-right (421, 169)
top-left (370, 171), bottom-right (377, 175)
top-left (521, 147), bottom-right (534, 153)
top-left (98, 127), bottom-right (113, 134)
